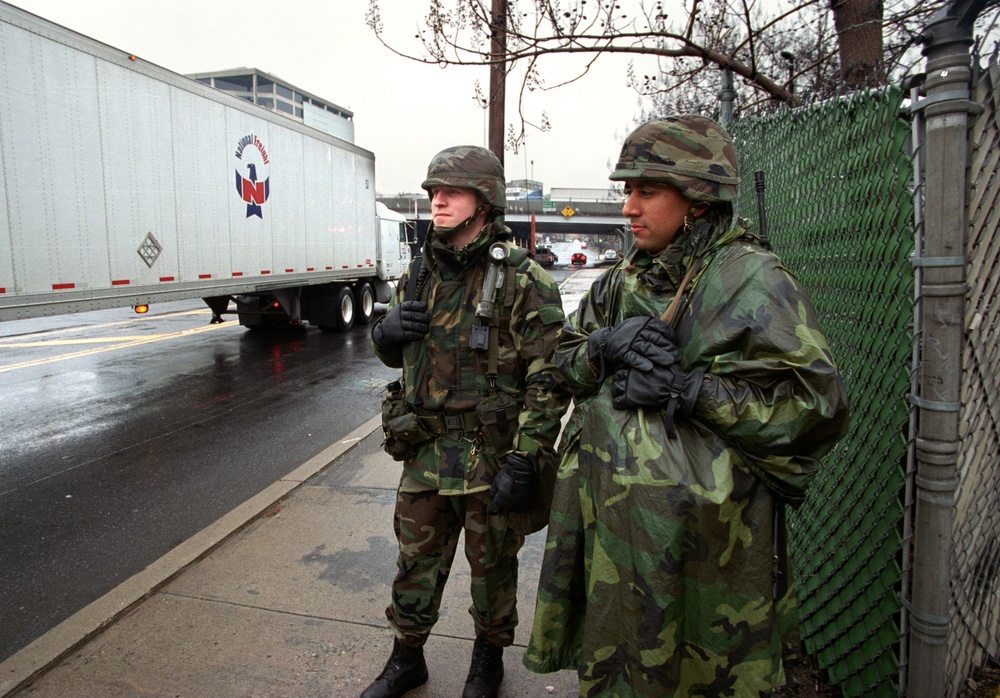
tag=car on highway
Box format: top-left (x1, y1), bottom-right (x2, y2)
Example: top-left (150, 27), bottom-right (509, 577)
top-left (571, 252), bottom-right (587, 266)
top-left (533, 246), bottom-right (558, 268)
top-left (603, 249), bottom-right (621, 262)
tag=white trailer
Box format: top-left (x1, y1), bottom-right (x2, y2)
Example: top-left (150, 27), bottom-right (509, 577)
top-left (0, 2), bottom-right (410, 331)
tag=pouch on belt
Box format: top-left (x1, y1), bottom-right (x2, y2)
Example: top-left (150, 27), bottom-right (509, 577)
top-left (475, 392), bottom-right (520, 456)
top-left (380, 380), bottom-right (431, 461)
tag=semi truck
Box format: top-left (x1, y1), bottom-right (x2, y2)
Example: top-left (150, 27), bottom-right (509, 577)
top-left (0, 1), bottom-right (410, 332)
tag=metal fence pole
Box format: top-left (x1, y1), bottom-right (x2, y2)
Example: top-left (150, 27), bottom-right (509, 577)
top-left (908, 1), bottom-right (984, 695)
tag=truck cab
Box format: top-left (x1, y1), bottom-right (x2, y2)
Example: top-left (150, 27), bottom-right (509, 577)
top-left (375, 202), bottom-right (412, 300)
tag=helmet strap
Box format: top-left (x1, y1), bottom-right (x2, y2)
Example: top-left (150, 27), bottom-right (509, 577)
top-left (432, 202), bottom-right (492, 245)
top-left (454, 201), bottom-right (491, 232)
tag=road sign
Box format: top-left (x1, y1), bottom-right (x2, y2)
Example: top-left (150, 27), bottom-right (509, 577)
top-left (562, 206), bottom-right (575, 219)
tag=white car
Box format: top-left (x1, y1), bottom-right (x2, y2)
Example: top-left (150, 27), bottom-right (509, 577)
top-left (604, 249), bottom-right (621, 261)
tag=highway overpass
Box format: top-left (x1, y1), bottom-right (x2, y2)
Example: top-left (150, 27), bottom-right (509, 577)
top-left (378, 196), bottom-right (631, 252)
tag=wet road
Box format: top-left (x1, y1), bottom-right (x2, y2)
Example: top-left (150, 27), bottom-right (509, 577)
top-left (0, 267), bottom-right (585, 664)
top-left (0, 302), bottom-right (399, 662)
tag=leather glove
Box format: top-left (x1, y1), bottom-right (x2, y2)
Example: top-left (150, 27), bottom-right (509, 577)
top-left (611, 364), bottom-right (704, 437)
top-left (586, 317), bottom-right (681, 380)
top-left (488, 451), bottom-right (538, 514)
top-left (372, 300), bottom-right (430, 350)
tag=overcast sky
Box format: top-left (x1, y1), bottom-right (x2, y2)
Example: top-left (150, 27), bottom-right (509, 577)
top-left (9, 0), bottom-right (661, 196)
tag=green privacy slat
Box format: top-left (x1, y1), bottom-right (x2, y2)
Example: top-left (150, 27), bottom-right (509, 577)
top-left (730, 85), bottom-right (912, 695)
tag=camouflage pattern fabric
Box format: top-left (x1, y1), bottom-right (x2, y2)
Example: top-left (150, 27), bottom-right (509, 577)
top-left (421, 145), bottom-right (507, 210)
top-left (373, 218), bottom-right (569, 496)
top-left (523, 216), bottom-right (850, 696)
top-left (609, 115), bottom-right (740, 204)
top-left (372, 216), bottom-right (570, 644)
top-left (387, 474), bottom-right (525, 646)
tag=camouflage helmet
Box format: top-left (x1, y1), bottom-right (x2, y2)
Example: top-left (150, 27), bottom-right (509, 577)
top-left (421, 145), bottom-right (506, 210)
top-left (609, 115), bottom-right (739, 203)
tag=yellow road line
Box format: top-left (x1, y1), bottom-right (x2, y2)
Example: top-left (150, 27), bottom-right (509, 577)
top-left (0, 336), bottom-right (170, 346)
top-left (0, 321), bottom-right (239, 373)
top-left (0, 309), bottom-right (211, 342)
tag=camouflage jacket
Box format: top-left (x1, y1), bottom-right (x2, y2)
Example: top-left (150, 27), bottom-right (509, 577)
top-left (559, 217), bottom-right (849, 500)
top-left (523, 217), bottom-right (850, 695)
top-left (373, 218), bottom-right (570, 495)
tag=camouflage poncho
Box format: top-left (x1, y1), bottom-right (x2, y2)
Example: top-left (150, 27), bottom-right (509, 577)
top-left (523, 217), bottom-right (850, 696)
top-left (373, 218), bottom-right (569, 496)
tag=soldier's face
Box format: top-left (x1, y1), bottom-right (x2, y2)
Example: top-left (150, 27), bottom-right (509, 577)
top-left (622, 181), bottom-right (690, 254)
top-left (430, 186), bottom-right (481, 229)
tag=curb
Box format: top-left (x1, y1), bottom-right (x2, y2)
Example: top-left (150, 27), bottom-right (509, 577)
top-left (0, 414), bottom-right (382, 697)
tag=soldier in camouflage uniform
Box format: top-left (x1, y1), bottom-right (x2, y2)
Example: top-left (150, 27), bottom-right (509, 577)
top-left (363, 145), bottom-right (570, 698)
top-left (523, 116), bottom-right (850, 696)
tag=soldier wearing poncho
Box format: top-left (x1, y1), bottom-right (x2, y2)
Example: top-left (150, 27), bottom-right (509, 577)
top-left (523, 116), bottom-right (850, 696)
top-left (363, 145), bottom-right (570, 698)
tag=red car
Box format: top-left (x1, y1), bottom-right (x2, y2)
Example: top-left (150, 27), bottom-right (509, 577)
top-left (571, 252), bottom-right (587, 266)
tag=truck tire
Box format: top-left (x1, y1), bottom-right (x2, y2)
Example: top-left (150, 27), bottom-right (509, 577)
top-left (354, 282), bottom-right (375, 326)
top-left (334, 285), bottom-right (355, 331)
top-left (315, 285), bottom-right (356, 333)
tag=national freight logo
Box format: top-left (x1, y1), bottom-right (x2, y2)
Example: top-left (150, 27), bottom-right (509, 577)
top-left (234, 134), bottom-right (270, 218)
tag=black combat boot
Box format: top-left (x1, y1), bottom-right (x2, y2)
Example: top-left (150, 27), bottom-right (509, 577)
top-left (461, 635), bottom-right (504, 698)
top-left (360, 638), bottom-right (428, 698)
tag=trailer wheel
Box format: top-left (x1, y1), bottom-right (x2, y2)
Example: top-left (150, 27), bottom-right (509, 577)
top-left (355, 282), bottom-right (375, 326)
top-left (315, 285), bottom-right (357, 333)
top-left (334, 285), bottom-right (355, 331)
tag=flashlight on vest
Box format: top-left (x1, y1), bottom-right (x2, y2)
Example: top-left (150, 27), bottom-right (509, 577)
top-left (475, 244), bottom-right (508, 320)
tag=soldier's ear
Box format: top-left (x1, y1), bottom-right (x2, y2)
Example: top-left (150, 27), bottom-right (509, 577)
top-left (689, 204), bottom-right (709, 218)
top-left (474, 199), bottom-right (492, 220)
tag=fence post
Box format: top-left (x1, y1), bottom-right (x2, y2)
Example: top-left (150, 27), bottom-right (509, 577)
top-left (908, 1), bottom-right (984, 695)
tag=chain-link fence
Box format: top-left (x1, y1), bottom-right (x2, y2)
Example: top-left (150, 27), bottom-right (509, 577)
top-left (729, 86), bottom-right (915, 696)
top-left (721, 52), bottom-right (999, 697)
top-left (949, 61), bottom-right (1000, 697)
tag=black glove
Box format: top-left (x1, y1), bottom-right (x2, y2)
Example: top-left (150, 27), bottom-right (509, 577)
top-left (586, 317), bottom-right (681, 380)
top-left (372, 300), bottom-right (430, 350)
top-left (611, 365), bottom-right (704, 437)
top-left (488, 452), bottom-right (538, 514)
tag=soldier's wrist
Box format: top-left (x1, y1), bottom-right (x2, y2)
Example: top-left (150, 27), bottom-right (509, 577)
top-left (514, 434), bottom-right (542, 457)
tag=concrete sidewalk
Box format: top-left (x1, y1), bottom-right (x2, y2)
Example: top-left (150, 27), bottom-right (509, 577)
top-left (3, 417), bottom-right (580, 698)
top-left (0, 420), bottom-right (578, 698)
top-left (1, 267), bottom-right (606, 697)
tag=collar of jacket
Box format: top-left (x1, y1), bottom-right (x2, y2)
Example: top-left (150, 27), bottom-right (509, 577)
top-left (425, 218), bottom-right (509, 276)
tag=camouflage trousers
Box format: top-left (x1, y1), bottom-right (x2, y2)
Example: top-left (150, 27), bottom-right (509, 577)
top-left (386, 474), bottom-right (526, 647)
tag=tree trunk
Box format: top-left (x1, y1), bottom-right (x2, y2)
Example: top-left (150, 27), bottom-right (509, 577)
top-left (831, 0), bottom-right (886, 88)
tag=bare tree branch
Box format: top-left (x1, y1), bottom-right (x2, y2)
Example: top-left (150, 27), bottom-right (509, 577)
top-left (367, 0), bottom-right (1000, 150)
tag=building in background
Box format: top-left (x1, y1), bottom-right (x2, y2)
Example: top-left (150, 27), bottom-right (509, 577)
top-left (549, 187), bottom-right (620, 202)
top-left (188, 68), bottom-right (355, 143)
top-left (507, 179), bottom-right (544, 200)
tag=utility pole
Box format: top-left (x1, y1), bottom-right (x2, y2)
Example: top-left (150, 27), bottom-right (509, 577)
top-left (488, 0), bottom-right (507, 165)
